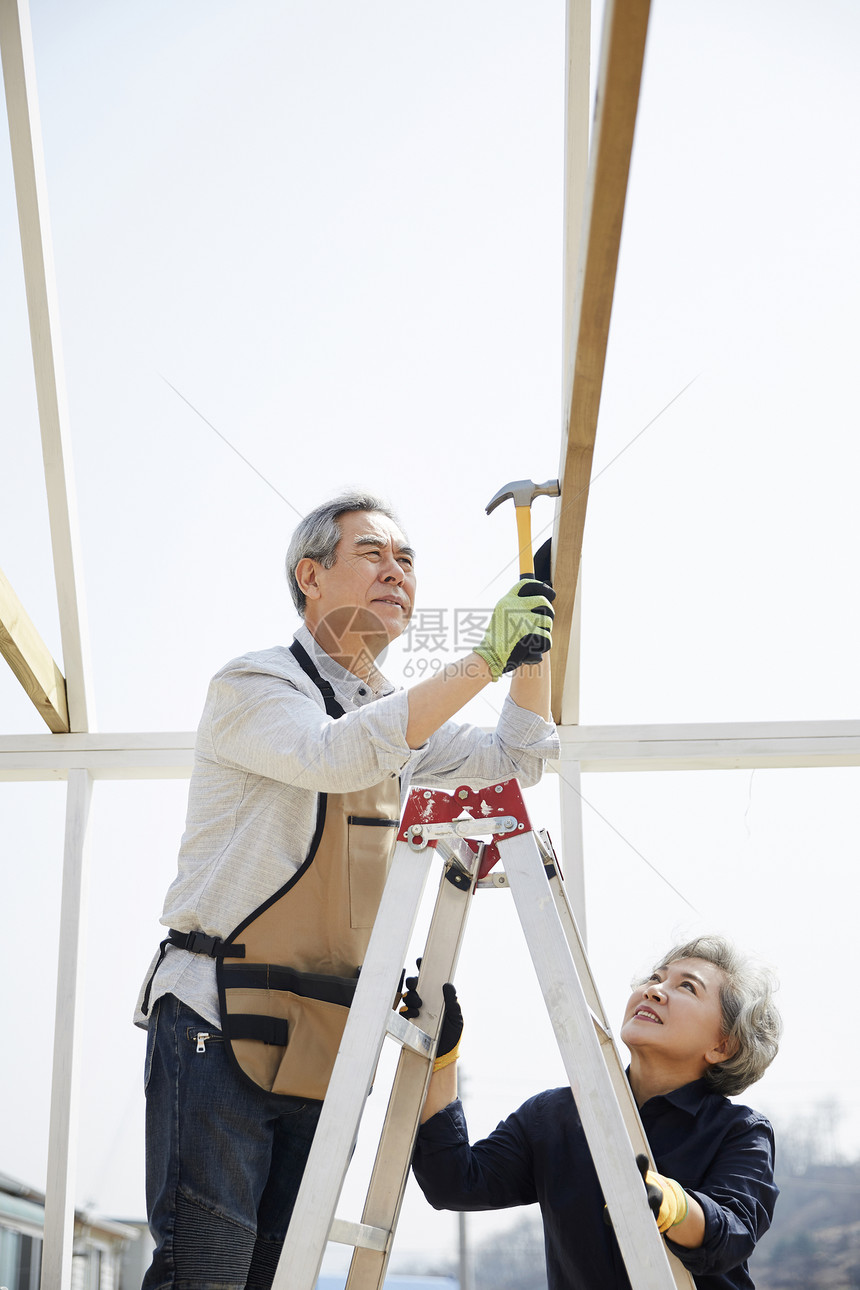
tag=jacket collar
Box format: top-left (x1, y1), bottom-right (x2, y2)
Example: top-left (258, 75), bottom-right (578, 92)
top-left (294, 624), bottom-right (395, 705)
top-left (656, 1077), bottom-right (713, 1116)
top-left (627, 1070), bottom-right (714, 1118)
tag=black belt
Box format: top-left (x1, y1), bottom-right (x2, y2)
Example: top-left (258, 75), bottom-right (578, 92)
top-left (167, 928), bottom-right (245, 959)
top-left (141, 928), bottom-right (245, 1017)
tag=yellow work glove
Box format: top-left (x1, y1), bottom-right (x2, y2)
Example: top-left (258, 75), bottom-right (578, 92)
top-left (474, 578), bottom-right (555, 681)
top-left (398, 966), bottom-right (463, 1072)
top-left (636, 1154), bottom-right (689, 1233)
top-left (432, 982), bottom-right (463, 1071)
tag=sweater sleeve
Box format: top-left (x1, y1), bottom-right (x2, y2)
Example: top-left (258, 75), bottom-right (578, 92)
top-left (413, 1098), bottom-right (539, 1212)
top-left (665, 1113), bottom-right (778, 1277)
top-left (205, 666), bottom-right (415, 791)
top-left (412, 694), bottom-right (559, 790)
top-left (206, 660), bottom-right (558, 794)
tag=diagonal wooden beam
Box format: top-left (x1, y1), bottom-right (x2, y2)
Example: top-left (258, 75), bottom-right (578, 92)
top-left (0, 0), bottom-right (94, 732)
top-left (551, 0), bottom-right (651, 724)
top-left (0, 563), bottom-right (69, 732)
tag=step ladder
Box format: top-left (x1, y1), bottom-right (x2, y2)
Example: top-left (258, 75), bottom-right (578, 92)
top-left (273, 778), bottom-right (695, 1290)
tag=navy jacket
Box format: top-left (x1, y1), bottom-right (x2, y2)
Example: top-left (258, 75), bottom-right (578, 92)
top-left (413, 1080), bottom-right (777, 1289)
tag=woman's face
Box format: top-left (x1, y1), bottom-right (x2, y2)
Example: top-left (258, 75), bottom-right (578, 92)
top-left (620, 956), bottom-right (731, 1076)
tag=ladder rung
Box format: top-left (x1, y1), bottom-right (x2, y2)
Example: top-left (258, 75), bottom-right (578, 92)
top-left (384, 1010), bottom-right (434, 1055)
top-left (476, 871), bottom-right (509, 888)
top-left (329, 1218), bottom-right (391, 1253)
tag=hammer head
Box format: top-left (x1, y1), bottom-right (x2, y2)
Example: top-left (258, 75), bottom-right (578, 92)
top-left (485, 477), bottom-right (560, 515)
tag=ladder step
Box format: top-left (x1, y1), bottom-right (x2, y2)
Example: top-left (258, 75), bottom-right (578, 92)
top-left (384, 1011), bottom-right (434, 1055)
top-left (329, 1219), bottom-right (391, 1253)
top-left (476, 870), bottom-right (509, 888)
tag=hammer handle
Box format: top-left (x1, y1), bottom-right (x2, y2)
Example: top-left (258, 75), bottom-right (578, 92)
top-left (515, 506), bottom-right (533, 579)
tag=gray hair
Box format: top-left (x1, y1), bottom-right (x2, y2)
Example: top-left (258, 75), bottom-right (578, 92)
top-left (285, 492), bottom-right (406, 615)
top-left (653, 935), bottom-right (782, 1098)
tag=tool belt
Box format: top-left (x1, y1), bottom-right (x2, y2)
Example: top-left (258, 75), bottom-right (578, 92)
top-left (163, 926), bottom-right (365, 1101)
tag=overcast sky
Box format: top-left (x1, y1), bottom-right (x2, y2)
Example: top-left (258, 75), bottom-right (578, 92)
top-left (2, 0), bottom-right (859, 1274)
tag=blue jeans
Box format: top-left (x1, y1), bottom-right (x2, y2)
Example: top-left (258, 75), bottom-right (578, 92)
top-left (143, 994), bottom-right (323, 1290)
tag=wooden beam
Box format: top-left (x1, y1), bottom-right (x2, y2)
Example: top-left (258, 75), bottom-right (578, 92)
top-left (555, 0), bottom-right (591, 953)
top-left (558, 0), bottom-right (591, 728)
top-left (0, 731), bottom-right (195, 780)
top-left (553, 720), bottom-right (860, 771)
top-left (0, 563), bottom-right (69, 732)
top-left (0, 0), bottom-right (94, 731)
top-left (551, 0), bottom-right (650, 723)
top-left (41, 768), bottom-right (92, 1290)
top-left (561, 0), bottom-right (592, 387)
top-left (1, 721), bottom-right (860, 781)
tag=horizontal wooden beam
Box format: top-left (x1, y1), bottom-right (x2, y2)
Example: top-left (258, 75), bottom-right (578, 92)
top-left (551, 0), bottom-right (650, 724)
top-left (554, 720), bottom-right (860, 772)
top-left (0, 732), bottom-right (194, 780)
top-left (1, 722), bottom-right (860, 781)
top-left (0, 564), bottom-right (69, 732)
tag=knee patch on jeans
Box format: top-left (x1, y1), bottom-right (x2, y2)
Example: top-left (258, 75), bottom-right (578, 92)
top-left (246, 1235), bottom-right (284, 1289)
top-left (174, 1190), bottom-right (256, 1285)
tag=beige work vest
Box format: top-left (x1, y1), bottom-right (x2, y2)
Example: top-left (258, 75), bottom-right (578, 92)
top-left (216, 641), bottom-right (401, 1101)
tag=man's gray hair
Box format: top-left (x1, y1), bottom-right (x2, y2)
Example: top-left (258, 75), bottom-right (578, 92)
top-left (651, 935), bottom-right (782, 1098)
top-left (285, 491), bottom-right (406, 615)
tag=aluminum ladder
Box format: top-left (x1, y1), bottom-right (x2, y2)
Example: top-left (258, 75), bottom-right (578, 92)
top-left (273, 777), bottom-right (694, 1290)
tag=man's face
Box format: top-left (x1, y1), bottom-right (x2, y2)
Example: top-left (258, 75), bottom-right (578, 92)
top-left (302, 510), bottom-right (416, 653)
top-left (619, 957), bottom-right (731, 1079)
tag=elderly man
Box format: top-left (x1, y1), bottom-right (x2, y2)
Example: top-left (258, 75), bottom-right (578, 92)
top-left (135, 491), bottom-right (558, 1290)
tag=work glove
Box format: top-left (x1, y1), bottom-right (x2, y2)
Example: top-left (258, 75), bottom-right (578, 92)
top-left (398, 967), bottom-right (422, 1019)
top-left (432, 982), bottom-right (463, 1072)
top-left (533, 538), bottom-right (552, 587)
top-left (635, 1155), bottom-right (689, 1233)
top-left (517, 542), bottom-right (553, 668)
top-left (474, 578), bottom-right (556, 681)
top-left (401, 963), bottom-right (463, 1072)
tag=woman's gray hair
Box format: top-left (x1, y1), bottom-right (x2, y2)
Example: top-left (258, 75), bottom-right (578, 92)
top-left (285, 492), bottom-right (406, 615)
top-left (653, 935), bottom-right (782, 1098)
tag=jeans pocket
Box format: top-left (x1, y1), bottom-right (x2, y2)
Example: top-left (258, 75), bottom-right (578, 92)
top-left (185, 1025), bottom-right (224, 1055)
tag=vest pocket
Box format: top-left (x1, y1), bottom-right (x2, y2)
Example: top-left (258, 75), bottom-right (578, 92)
top-left (347, 816), bottom-right (398, 929)
top-left (221, 964), bottom-right (359, 1101)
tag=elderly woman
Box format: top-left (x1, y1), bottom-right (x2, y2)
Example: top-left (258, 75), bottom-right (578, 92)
top-left (412, 936), bottom-right (781, 1290)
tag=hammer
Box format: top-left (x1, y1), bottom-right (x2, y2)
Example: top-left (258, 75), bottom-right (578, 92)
top-left (486, 478), bottom-right (560, 579)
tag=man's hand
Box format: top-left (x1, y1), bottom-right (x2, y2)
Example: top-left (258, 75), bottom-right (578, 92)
top-left (474, 579), bottom-right (555, 681)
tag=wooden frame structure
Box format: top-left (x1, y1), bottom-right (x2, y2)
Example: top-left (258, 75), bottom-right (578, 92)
top-left (1, 1), bottom-right (856, 1286)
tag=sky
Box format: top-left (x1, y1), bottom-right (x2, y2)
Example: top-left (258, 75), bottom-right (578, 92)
top-left (2, 0), bottom-right (860, 1275)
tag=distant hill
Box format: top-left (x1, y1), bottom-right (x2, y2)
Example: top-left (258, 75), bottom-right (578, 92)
top-left (749, 1159), bottom-right (860, 1290)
